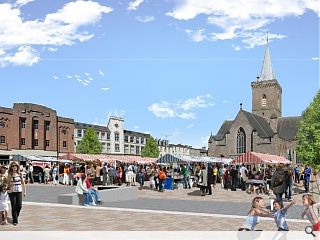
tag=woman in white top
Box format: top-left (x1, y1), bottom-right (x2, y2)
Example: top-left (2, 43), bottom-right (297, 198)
top-left (75, 174), bottom-right (90, 206)
top-left (7, 161), bottom-right (26, 226)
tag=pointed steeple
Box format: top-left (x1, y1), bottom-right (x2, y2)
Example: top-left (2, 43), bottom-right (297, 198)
top-left (258, 34), bottom-right (275, 81)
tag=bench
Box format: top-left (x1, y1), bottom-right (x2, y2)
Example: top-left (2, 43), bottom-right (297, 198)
top-left (57, 186), bottom-right (138, 205)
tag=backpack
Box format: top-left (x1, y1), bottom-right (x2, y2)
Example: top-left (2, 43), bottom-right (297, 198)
top-left (273, 171), bottom-right (284, 187)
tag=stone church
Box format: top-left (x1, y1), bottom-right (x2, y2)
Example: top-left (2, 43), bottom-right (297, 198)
top-left (208, 44), bottom-right (301, 164)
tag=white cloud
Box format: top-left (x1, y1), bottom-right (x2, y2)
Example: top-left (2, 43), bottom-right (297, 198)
top-left (0, 1), bottom-right (113, 67)
top-left (101, 87), bottom-right (109, 91)
top-left (135, 16), bottom-right (155, 23)
top-left (148, 94), bottom-right (214, 120)
top-left (47, 47), bottom-right (58, 52)
top-left (15, 0), bottom-right (35, 7)
top-left (187, 124), bottom-right (194, 129)
top-left (85, 72), bottom-right (90, 76)
top-left (52, 75), bottom-right (59, 80)
top-left (185, 29), bottom-right (207, 42)
top-left (167, 0), bottom-right (319, 48)
top-left (1, 45), bottom-right (39, 66)
top-left (312, 57), bottom-right (319, 61)
top-left (232, 45), bottom-right (241, 51)
top-left (128, 0), bottom-right (144, 11)
top-left (74, 74), bottom-right (80, 78)
top-left (98, 69), bottom-right (104, 76)
top-left (66, 75), bottom-right (72, 79)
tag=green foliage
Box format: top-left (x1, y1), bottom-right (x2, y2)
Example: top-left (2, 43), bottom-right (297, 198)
top-left (141, 137), bottom-right (160, 158)
top-left (76, 128), bottom-right (102, 154)
top-left (296, 91), bottom-right (320, 169)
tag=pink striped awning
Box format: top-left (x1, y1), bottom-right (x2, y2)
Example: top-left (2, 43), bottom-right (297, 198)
top-left (231, 152), bottom-right (291, 165)
top-left (60, 153), bottom-right (157, 165)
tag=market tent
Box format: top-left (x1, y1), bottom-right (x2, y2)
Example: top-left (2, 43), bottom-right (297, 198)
top-left (12, 155), bottom-right (58, 168)
top-left (157, 154), bottom-right (233, 164)
top-left (231, 152), bottom-right (291, 165)
top-left (59, 153), bottom-right (157, 165)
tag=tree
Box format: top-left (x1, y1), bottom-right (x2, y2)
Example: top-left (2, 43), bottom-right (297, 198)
top-left (141, 137), bottom-right (160, 158)
top-left (76, 128), bottom-right (102, 154)
top-left (296, 90), bottom-right (320, 170)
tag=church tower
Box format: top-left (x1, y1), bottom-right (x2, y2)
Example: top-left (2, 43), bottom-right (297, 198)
top-left (251, 41), bottom-right (282, 121)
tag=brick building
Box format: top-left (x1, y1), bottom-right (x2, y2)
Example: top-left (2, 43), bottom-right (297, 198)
top-left (0, 103), bottom-right (74, 162)
top-left (208, 44), bottom-right (301, 164)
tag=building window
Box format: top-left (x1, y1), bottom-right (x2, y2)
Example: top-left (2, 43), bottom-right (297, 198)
top-left (136, 146), bottom-right (140, 155)
top-left (236, 127), bottom-right (246, 154)
top-left (124, 145), bottom-right (129, 154)
top-left (0, 122), bottom-right (5, 128)
top-left (96, 132), bottom-right (100, 138)
top-left (34, 139), bottom-right (38, 146)
top-left (141, 138), bottom-right (144, 144)
top-left (20, 118), bottom-right (26, 129)
top-left (46, 140), bottom-right (50, 147)
top-left (77, 129), bottom-right (82, 137)
top-left (21, 138), bottom-right (25, 145)
top-left (102, 142), bottom-right (106, 149)
top-left (115, 144), bottom-right (120, 152)
top-left (130, 136), bottom-right (134, 143)
top-left (77, 141), bottom-right (81, 145)
top-left (0, 136), bottom-right (5, 144)
top-left (130, 145), bottom-right (135, 154)
top-left (124, 135), bottom-right (129, 142)
top-left (101, 132), bottom-right (105, 139)
top-left (115, 132), bottom-right (120, 142)
top-left (136, 137), bottom-right (140, 144)
top-left (261, 94), bottom-right (267, 107)
top-left (107, 132), bottom-right (111, 140)
top-left (45, 121), bottom-right (50, 131)
top-left (107, 143), bottom-right (111, 153)
top-left (33, 120), bottom-right (39, 129)
top-left (63, 141), bottom-right (67, 148)
top-left (62, 129), bottom-right (67, 135)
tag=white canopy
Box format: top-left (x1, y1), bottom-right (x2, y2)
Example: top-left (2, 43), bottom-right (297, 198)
top-left (157, 154), bottom-right (233, 165)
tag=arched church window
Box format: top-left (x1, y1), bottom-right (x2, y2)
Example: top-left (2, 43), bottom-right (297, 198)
top-left (0, 122), bottom-right (5, 128)
top-left (262, 94), bottom-right (267, 107)
top-left (237, 127), bottom-right (246, 154)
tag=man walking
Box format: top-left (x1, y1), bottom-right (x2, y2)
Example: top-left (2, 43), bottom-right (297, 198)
top-left (239, 164), bottom-right (248, 191)
top-left (304, 165), bottom-right (312, 193)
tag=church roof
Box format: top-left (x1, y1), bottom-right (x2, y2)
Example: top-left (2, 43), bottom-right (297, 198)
top-left (242, 110), bottom-right (274, 138)
top-left (212, 120), bottom-right (233, 141)
top-left (259, 44), bottom-right (276, 81)
top-left (277, 116), bottom-right (302, 141)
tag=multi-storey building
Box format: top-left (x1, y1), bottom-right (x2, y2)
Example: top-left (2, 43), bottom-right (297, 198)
top-left (0, 103), bottom-right (74, 162)
top-left (156, 139), bottom-right (205, 157)
top-left (74, 117), bottom-right (150, 155)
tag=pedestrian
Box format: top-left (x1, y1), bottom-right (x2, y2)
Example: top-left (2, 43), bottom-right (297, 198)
top-left (0, 165), bottom-right (8, 186)
top-left (28, 163), bottom-right (34, 184)
top-left (284, 166), bottom-right (293, 201)
top-left (102, 163), bottom-right (108, 186)
top-left (138, 167), bottom-right (145, 190)
top-left (7, 161), bottom-right (26, 225)
top-left (238, 197), bottom-right (272, 231)
top-left (230, 165), bottom-right (238, 191)
top-left (0, 183), bottom-right (9, 225)
top-left (52, 164), bottom-right (58, 185)
top-left (43, 166), bottom-right (50, 184)
top-left (301, 194), bottom-right (320, 231)
top-left (158, 167), bottom-right (166, 192)
top-left (212, 165), bottom-right (218, 188)
top-left (303, 165), bottom-right (312, 193)
top-left (69, 164), bottom-right (75, 186)
top-left (270, 164), bottom-right (286, 204)
top-left (63, 164), bottom-right (70, 186)
top-left (219, 164), bottom-right (225, 189)
top-left (272, 199), bottom-right (296, 231)
top-left (75, 174), bottom-right (90, 206)
top-left (206, 163), bottom-right (212, 195)
top-left (240, 164), bottom-right (249, 191)
top-left (198, 164), bottom-right (208, 196)
top-left (294, 165), bottom-right (300, 184)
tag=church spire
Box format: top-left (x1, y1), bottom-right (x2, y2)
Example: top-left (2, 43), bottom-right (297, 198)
top-left (258, 34), bottom-right (275, 81)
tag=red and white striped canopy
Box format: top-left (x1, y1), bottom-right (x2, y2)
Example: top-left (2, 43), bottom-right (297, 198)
top-left (231, 152), bottom-right (291, 165)
top-left (60, 153), bottom-right (157, 165)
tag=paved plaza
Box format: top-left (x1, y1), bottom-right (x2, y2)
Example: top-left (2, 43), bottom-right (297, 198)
top-left (1, 182), bottom-right (315, 231)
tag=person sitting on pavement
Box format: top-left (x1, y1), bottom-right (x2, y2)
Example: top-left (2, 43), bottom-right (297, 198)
top-left (75, 174), bottom-right (90, 206)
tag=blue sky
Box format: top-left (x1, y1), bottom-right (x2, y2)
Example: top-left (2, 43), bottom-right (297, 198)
top-left (0, 0), bottom-right (319, 148)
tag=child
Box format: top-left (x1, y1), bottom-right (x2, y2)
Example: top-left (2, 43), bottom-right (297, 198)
top-left (0, 184), bottom-right (9, 225)
top-left (272, 199), bottom-right (296, 231)
top-left (301, 194), bottom-right (320, 231)
top-left (239, 196), bottom-right (273, 231)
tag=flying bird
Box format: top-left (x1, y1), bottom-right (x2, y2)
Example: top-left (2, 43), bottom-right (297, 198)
top-left (52, 76), bottom-right (59, 80)
top-left (99, 69), bottom-right (104, 76)
top-left (101, 87), bottom-right (109, 91)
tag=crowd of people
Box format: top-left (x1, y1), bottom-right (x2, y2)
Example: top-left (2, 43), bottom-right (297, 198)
top-left (0, 160), bottom-right (318, 231)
